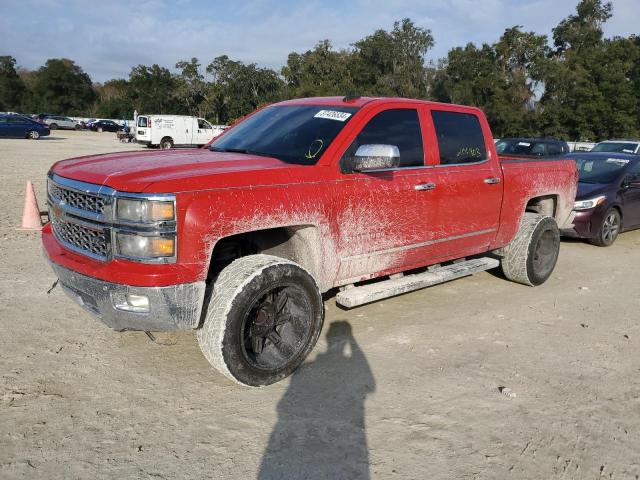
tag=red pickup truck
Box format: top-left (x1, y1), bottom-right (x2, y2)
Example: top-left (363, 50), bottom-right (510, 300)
top-left (43, 96), bottom-right (577, 386)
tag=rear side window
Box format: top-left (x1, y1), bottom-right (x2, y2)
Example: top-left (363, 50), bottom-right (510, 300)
top-left (343, 109), bottom-right (424, 168)
top-left (138, 117), bottom-right (148, 128)
top-left (432, 111), bottom-right (487, 165)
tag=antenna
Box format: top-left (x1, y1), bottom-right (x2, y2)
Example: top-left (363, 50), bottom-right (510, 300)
top-left (343, 92), bottom-right (360, 102)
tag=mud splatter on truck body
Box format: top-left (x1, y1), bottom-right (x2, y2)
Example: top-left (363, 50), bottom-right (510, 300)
top-left (42, 96), bottom-right (578, 385)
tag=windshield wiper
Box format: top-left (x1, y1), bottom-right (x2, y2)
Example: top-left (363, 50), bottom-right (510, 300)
top-left (209, 146), bottom-right (273, 158)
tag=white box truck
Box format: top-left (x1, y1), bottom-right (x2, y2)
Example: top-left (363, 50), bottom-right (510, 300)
top-left (135, 115), bottom-right (227, 149)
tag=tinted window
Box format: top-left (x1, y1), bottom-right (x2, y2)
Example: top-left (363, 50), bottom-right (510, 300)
top-left (343, 109), bottom-right (424, 168)
top-left (138, 117), bottom-right (148, 128)
top-left (432, 111), bottom-right (487, 164)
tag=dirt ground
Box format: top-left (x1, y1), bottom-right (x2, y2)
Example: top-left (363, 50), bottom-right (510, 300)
top-left (1, 131), bottom-right (639, 480)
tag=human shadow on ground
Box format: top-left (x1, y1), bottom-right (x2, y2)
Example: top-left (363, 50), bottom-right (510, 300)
top-left (258, 320), bottom-right (375, 480)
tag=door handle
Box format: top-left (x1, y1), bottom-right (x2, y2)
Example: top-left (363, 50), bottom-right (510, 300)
top-left (415, 183), bottom-right (436, 191)
top-left (484, 177), bottom-right (501, 184)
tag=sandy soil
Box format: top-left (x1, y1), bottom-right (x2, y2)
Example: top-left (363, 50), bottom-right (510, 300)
top-left (1, 131), bottom-right (639, 479)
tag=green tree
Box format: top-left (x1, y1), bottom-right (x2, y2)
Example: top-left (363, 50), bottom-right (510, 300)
top-left (27, 58), bottom-right (96, 115)
top-left (432, 26), bottom-right (548, 137)
top-left (538, 0), bottom-right (638, 140)
top-left (0, 56), bottom-right (26, 111)
top-left (206, 55), bottom-right (284, 123)
top-left (175, 57), bottom-right (208, 116)
top-left (128, 64), bottom-right (184, 115)
top-left (282, 40), bottom-right (355, 97)
top-left (94, 79), bottom-right (131, 118)
top-left (352, 18), bottom-right (434, 97)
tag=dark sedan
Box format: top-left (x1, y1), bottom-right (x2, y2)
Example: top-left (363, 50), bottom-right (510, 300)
top-left (90, 120), bottom-right (121, 132)
top-left (562, 152), bottom-right (640, 246)
top-left (496, 137), bottom-right (570, 157)
top-left (0, 114), bottom-right (50, 139)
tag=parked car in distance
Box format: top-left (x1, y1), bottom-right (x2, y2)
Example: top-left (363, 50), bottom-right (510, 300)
top-left (0, 114), bottom-right (50, 139)
top-left (136, 114), bottom-right (226, 149)
top-left (90, 120), bottom-right (121, 133)
top-left (590, 139), bottom-right (640, 154)
top-left (562, 152), bottom-right (640, 246)
top-left (42, 115), bottom-right (81, 130)
top-left (80, 118), bottom-right (97, 129)
top-left (495, 137), bottom-right (570, 157)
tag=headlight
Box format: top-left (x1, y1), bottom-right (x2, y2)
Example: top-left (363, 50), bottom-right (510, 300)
top-left (574, 195), bottom-right (606, 211)
top-left (116, 232), bottom-right (175, 259)
top-left (116, 198), bottom-right (175, 223)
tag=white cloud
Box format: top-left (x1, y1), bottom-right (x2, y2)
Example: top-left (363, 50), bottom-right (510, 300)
top-left (0, 0), bottom-right (636, 82)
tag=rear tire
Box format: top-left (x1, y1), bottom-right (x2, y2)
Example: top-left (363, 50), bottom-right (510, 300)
top-left (74, 124), bottom-right (82, 130)
top-left (49, 123), bottom-right (58, 130)
top-left (501, 213), bottom-right (560, 286)
top-left (160, 137), bottom-right (173, 149)
top-left (197, 254), bottom-right (324, 387)
top-left (28, 130), bottom-right (40, 140)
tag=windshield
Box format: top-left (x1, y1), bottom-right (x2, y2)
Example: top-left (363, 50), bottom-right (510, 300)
top-left (496, 139), bottom-right (548, 156)
top-left (591, 142), bottom-right (638, 154)
top-left (210, 105), bottom-right (359, 165)
top-left (576, 157), bottom-right (631, 184)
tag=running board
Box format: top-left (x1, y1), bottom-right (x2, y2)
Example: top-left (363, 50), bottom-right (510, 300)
top-left (336, 257), bottom-right (500, 308)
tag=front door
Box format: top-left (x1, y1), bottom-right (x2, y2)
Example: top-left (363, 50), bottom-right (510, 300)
top-left (196, 118), bottom-right (214, 145)
top-left (334, 106), bottom-right (439, 283)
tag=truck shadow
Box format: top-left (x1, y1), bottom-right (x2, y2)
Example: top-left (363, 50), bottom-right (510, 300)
top-left (258, 320), bottom-right (375, 480)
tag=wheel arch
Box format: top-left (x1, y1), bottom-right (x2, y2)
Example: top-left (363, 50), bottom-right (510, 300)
top-left (525, 194), bottom-right (558, 219)
top-left (205, 224), bottom-right (327, 291)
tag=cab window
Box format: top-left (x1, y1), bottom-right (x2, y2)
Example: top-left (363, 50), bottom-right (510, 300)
top-left (198, 119), bottom-right (212, 129)
top-left (137, 117), bottom-right (148, 128)
top-left (431, 110), bottom-right (487, 165)
top-left (342, 109), bottom-right (424, 168)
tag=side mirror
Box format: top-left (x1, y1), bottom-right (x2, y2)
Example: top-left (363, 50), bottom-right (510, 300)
top-left (344, 144), bottom-right (400, 172)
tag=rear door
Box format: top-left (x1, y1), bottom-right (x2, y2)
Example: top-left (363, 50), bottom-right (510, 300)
top-left (419, 107), bottom-right (503, 260)
top-left (136, 116), bottom-right (151, 143)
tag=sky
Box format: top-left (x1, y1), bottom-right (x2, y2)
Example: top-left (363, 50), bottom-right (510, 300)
top-left (0, 0), bottom-right (637, 83)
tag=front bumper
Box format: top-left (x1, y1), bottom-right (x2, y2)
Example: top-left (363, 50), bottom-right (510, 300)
top-left (560, 208), bottom-right (603, 239)
top-left (49, 261), bottom-right (205, 331)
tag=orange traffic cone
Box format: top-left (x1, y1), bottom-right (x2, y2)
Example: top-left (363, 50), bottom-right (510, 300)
top-left (17, 181), bottom-right (43, 231)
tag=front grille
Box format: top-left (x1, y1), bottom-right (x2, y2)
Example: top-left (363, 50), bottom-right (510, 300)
top-left (49, 183), bottom-right (107, 214)
top-left (51, 217), bottom-right (109, 259)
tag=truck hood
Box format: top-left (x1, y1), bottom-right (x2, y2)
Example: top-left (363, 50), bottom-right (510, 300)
top-left (51, 149), bottom-right (297, 192)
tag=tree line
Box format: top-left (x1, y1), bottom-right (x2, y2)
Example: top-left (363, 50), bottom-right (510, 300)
top-left (0, 0), bottom-right (638, 141)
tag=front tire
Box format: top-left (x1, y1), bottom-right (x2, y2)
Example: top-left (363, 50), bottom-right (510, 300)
top-left (28, 130), bottom-right (40, 140)
top-left (590, 208), bottom-right (621, 247)
top-left (197, 254), bottom-right (324, 386)
top-left (501, 213), bottom-right (560, 286)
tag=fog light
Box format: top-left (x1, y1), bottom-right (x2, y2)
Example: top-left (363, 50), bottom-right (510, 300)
top-left (114, 293), bottom-right (150, 313)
